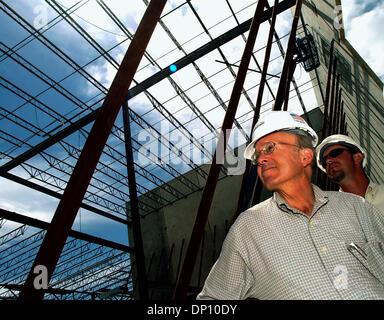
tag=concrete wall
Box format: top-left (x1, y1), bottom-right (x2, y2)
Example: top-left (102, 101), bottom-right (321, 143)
top-left (300, 0), bottom-right (384, 184)
top-left (129, 158), bottom-right (244, 298)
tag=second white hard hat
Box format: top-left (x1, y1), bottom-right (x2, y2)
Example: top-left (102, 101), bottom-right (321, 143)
top-left (244, 111), bottom-right (318, 160)
top-left (315, 134), bottom-right (367, 172)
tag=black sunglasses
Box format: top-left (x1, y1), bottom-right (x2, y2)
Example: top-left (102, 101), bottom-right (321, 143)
top-left (321, 148), bottom-right (349, 168)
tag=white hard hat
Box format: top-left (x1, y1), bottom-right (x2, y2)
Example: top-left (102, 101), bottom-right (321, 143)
top-left (244, 111), bottom-right (318, 160)
top-left (316, 134), bottom-right (367, 172)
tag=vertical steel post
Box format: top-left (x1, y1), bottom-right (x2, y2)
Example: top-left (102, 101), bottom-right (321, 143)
top-left (320, 39), bottom-right (335, 140)
top-left (18, 0), bottom-right (167, 300)
top-left (273, 0), bottom-right (302, 111)
top-left (335, 88), bottom-right (342, 133)
top-left (316, 39), bottom-right (335, 188)
top-left (173, 0), bottom-right (267, 300)
top-left (340, 103), bottom-right (345, 134)
top-left (233, 0), bottom-right (279, 219)
top-left (122, 100), bottom-right (149, 300)
top-left (331, 74), bottom-right (340, 133)
top-left (327, 58), bottom-right (338, 136)
top-left (283, 59), bottom-right (297, 111)
top-left (326, 70), bottom-right (338, 192)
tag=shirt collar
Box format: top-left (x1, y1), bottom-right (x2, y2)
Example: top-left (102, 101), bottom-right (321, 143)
top-left (273, 184), bottom-right (329, 216)
top-left (365, 180), bottom-right (378, 199)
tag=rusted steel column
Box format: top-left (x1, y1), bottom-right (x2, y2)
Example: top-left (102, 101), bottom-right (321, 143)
top-left (283, 58), bottom-right (297, 111)
top-left (273, 0), bottom-right (302, 111)
top-left (320, 39), bottom-right (335, 140)
top-left (340, 103), bottom-right (345, 134)
top-left (316, 39), bottom-right (335, 188)
top-left (331, 74), bottom-right (340, 133)
top-left (233, 0), bottom-right (279, 219)
top-left (122, 100), bottom-right (148, 300)
top-left (18, 0), bottom-right (167, 300)
top-left (327, 58), bottom-right (338, 136)
top-left (173, 0), bottom-right (268, 300)
top-left (335, 88), bottom-right (342, 133)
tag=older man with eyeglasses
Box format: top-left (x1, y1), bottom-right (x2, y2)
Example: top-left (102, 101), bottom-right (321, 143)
top-left (316, 134), bottom-right (384, 214)
top-left (197, 111), bottom-right (384, 300)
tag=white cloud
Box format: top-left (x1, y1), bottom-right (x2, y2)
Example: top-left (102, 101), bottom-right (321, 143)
top-left (343, 1), bottom-right (384, 80)
top-left (0, 177), bottom-right (57, 223)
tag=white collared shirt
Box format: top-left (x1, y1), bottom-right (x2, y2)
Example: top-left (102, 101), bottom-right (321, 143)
top-left (365, 181), bottom-right (384, 215)
top-left (197, 185), bottom-right (384, 300)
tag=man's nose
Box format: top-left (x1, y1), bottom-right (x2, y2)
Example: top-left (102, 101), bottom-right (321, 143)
top-left (257, 152), bottom-right (269, 165)
top-left (326, 156), bottom-right (335, 166)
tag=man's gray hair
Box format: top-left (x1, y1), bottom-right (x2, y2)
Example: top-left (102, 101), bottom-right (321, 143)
top-left (295, 132), bottom-right (316, 168)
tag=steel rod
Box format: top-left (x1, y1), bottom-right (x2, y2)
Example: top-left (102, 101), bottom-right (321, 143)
top-left (283, 59), bottom-right (297, 111)
top-left (320, 39), bottom-right (335, 140)
top-left (233, 0), bottom-right (279, 219)
top-left (0, 208), bottom-right (133, 253)
top-left (273, 0), bottom-right (303, 111)
top-left (331, 74), bottom-right (340, 133)
top-left (327, 58), bottom-right (338, 136)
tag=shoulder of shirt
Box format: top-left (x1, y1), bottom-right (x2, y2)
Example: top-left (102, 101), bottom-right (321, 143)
top-left (324, 189), bottom-right (362, 200)
top-left (233, 197), bottom-right (274, 227)
top-left (324, 188), bottom-right (372, 208)
top-left (243, 197), bottom-right (273, 214)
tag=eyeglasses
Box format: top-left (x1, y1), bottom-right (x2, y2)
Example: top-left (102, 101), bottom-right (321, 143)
top-left (252, 141), bottom-right (300, 165)
top-left (321, 148), bottom-right (348, 168)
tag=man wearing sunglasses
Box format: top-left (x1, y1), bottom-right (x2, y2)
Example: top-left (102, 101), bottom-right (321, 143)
top-left (197, 111), bottom-right (384, 300)
top-left (316, 134), bottom-right (384, 214)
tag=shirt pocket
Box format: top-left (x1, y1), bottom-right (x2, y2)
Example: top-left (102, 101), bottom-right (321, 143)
top-left (347, 241), bottom-right (384, 285)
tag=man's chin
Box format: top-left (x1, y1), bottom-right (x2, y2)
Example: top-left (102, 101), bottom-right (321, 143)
top-left (329, 172), bottom-right (344, 183)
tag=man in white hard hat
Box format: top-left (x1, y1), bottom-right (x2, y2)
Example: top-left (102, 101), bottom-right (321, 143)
top-left (197, 111), bottom-right (384, 300)
top-left (316, 134), bottom-right (384, 214)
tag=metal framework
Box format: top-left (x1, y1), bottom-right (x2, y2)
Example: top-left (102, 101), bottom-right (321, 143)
top-left (0, 0), bottom-right (354, 300)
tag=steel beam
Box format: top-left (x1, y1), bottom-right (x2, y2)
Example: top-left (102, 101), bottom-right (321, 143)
top-left (122, 100), bottom-right (149, 300)
top-left (0, 208), bottom-right (133, 253)
top-left (327, 58), bottom-right (338, 136)
top-left (273, 0), bottom-right (303, 111)
top-left (173, 0), bottom-right (268, 300)
top-left (321, 39), bottom-right (335, 140)
top-left (316, 39), bottom-right (335, 188)
top-left (1, 172), bottom-right (126, 224)
top-left (18, 0), bottom-right (167, 300)
top-left (233, 0), bottom-right (279, 218)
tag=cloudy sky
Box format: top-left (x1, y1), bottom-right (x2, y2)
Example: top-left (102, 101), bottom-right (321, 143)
top-left (343, 0), bottom-right (384, 82)
top-left (0, 0), bottom-right (383, 245)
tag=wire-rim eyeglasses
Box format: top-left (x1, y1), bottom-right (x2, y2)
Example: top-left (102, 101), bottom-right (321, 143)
top-left (251, 141), bottom-right (300, 165)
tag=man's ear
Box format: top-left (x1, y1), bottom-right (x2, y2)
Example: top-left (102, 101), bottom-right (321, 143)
top-left (352, 152), bottom-right (364, 166)
top-left (300, 148), bottom-right (314, 167)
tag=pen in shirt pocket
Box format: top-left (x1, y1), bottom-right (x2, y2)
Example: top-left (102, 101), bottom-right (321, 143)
top-left (347, 242), bottom-right (367, 260)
